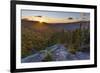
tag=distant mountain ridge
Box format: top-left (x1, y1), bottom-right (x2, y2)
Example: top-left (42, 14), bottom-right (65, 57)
top-left (21, 19), bottom-right (89, 31)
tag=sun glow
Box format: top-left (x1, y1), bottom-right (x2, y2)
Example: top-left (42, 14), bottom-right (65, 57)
top-left (39, 17), bottom-right (44, 23)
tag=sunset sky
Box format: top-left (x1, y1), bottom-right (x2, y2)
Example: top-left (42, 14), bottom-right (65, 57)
top-left (21, 10), bottom-right (90, 23)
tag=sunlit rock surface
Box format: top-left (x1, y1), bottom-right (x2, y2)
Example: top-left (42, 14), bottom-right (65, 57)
top-left (50, 44), bottom-right (69, 61)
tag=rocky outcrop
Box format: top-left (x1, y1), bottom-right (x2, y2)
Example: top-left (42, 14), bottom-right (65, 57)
top-left (21, 44), bottom-right (90, 63)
